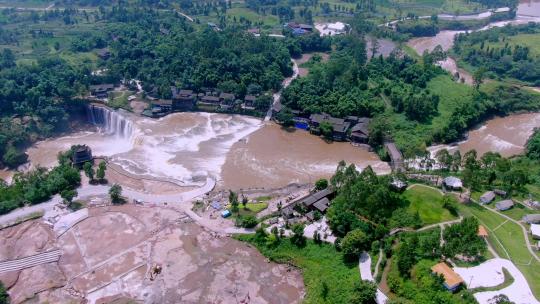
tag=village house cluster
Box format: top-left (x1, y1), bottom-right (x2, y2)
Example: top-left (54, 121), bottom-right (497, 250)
top-left (291, 112), bottom-right (371, 144)
top-left (88, 83), bottom-right (265, 117)
top-left (148, 88), bottom-right (262, 117)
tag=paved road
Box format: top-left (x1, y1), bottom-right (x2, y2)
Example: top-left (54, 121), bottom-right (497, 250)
top-left (454, 258), bottom-right (540, 304)
top-left (0, 249), bottom-right (61, 273)
top-left (359, 252), bottom-right (389, 304)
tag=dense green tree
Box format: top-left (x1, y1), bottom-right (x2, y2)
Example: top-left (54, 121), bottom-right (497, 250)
top-left (60, 189), bottom-right (77, 206)
top-left (341, 229), bottom-right (371, 257)
top-left (315, 178), bottom-right (328, 190)
top-left (443, 217), bottom-right (486, 259)
top-left (237, 215), bottom-right (258, 228)
top-left (96, 161), bottom-right (107, 181)
top-left (526, 130), bottom-right (540, 160)
top-left (0, 281), bottom-right (9, 304)
top-left (349, 280), bottom-right (377, 304)
top-left (109, 184), bottom-right (123, 204)
top-left (290, 223), bottom-right (306, 246)
top-left (229, 190), bottom-right (239, 213)
top-left (83, 162), bottom-right (95, 181)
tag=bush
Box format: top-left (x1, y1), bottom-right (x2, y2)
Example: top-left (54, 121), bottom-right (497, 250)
top-left (2, 145), bottom-right (28, 168)
top-left (315, 178), bottom-right (329, 190)
top-left (237, 215), bottom-right (258, 228)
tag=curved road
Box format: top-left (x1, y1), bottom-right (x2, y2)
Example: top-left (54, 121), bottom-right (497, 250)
top-left (0, 178), bottom-right (215, 227)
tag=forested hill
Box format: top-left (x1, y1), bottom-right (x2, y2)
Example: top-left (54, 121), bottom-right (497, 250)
top-left (280, 20), bottom-right (540, 158)
top-left (0, 5), bottom-right (300, 169)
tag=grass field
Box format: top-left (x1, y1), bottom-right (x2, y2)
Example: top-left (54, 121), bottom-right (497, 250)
top-left (237, 236), bottom-right (359, 304)
top-left (108, 91), bottom-right (134, 111)
top-left (226, 7), bottom-right (280, 28)
top-left (402, 185), bottom-right (457, 225)
top-left (428, 74), bottom-right (475, 126)
top-left (484, 33), bottom-right (540, 58)
top-left (457, 202), bottom-right (540, 298)
top-left (388, 74), bottom-right (475, 157)
top-left (226, 202), bottom-right (268, 218)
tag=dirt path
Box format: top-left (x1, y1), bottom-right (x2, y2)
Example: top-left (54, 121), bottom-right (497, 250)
top-left (265, 59), bottom-right (299, 121)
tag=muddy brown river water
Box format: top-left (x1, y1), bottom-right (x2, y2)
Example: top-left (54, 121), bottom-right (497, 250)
top-left (20, 108), bottom-right (389, 191)
top-left (435, 113), bottom-right (540, 157)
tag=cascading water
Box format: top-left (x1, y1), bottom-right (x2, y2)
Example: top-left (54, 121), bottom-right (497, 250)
top-left (86, 104), bottom-right (135, 140)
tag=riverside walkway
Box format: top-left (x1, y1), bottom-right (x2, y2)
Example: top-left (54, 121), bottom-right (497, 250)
top-left (0, 177), bottom-right (216, 227)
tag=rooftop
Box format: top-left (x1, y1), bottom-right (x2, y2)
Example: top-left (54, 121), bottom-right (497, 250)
top-left (312, 197), bottom-right (330, 213)
top-left (480, 191), bottom-right (496, 203)
top-left (443, 176), bottom-right (462, 188)
top-left (531, 224), bottom-right (540, 237)
top-left (301, 188), bottom-right (334, 207)
top-left (496, 199), bottom-right (514, 210)
top-left (477, 225), bottom-right (488, 237)
top-left (523, 214), bottom-right (540, 223)
top-left (431, 262), bottom-right (463, 288)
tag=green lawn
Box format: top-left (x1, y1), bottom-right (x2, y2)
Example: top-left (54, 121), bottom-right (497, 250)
top-left (226, 202), bottom-right (268, 218)
top-left (457, 202), bottom-right (540, 298)
top-left (402, 185), bottom-right (457, 225)
top-left (388, 74), bottom-right (475, 157)
top-left (237, 236), bottom-right (359, 304)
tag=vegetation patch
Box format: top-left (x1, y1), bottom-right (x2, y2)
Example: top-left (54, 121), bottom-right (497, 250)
top-left (237, 235), bottom-right (361, 304)
top-left (402, 185), bottom-right (457, 225)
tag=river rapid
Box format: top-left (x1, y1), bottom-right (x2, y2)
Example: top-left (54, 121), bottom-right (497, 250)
top-left (20, 105), bottom-right (389, 191)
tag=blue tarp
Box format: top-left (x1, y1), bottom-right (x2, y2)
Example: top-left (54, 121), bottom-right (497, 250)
top-left (221, 210), bottom-right (232, 218)
top-left (294, 121), bottom-right (309, 130)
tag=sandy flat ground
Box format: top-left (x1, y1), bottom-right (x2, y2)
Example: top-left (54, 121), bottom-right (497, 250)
top-left (0, 204), bottom-right (305, 304)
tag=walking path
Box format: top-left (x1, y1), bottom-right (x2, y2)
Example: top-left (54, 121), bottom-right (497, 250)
top-left (473, 199), bottom-right (540, 263)
top-left (0, 249), bottom-right (61, 274)
top-left (416, 216), bottom-right (463, 232)
top-left (372, 249), bottom-right (383, 279)
top-left (359, 252), bottom-right (388, 304)
top-left (264, 59), bottom-right (299, 121)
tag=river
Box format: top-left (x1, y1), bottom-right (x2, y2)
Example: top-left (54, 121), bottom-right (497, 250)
top-left (428, 113), bottom-right (540, 158)
top-left (19, 106), bottom-right (389, 191)
top-left (405, 0), bottom-right (540, 157)
top-left (407, 0), bottom-right (540, 84)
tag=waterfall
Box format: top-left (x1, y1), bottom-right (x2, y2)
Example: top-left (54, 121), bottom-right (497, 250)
top-left (86, 104), bottom-right (135, 140)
